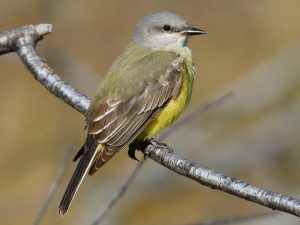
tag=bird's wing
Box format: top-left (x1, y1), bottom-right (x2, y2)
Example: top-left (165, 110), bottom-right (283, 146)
top-left (86, 53), bottom-right (185, 174)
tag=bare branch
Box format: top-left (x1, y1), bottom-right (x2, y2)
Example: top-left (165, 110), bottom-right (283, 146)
top-left (32, 145), bottom-right (74, 225)
top-left (186, 211), bottom-right (277, 225)
top-left (143, 139), bottom-right (300, 217)
top-left (2, 24), bottom-right (300, 218)
top-left (0, 24), bottom-right (90, 114)
top-left (0, 24), bottom-right (51, 55)
top-left (91, 161), bottom-right (145, 225)
top-left (158, 91), bottom-right (233, 141)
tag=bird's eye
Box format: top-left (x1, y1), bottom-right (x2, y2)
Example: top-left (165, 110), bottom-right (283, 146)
top-left (163, 25), bottom-right (171, 32)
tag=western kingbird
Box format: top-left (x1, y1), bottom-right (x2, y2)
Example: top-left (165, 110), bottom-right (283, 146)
top-left (59, 11), bottom-right (205, 215)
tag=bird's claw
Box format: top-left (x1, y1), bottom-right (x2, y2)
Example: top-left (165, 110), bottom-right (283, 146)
top-left (128, 147), bottom-right (140, 161)
top-left (128, 139), bottom-right (173, 161)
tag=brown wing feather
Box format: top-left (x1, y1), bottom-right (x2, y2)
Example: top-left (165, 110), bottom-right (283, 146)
top-left (87, 56), bottom-right (184, 174)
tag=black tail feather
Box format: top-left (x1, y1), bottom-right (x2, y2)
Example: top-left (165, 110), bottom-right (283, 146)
top-left (58, 143), bottom-right (98, 215)
top-left (73, 145), bottom-right (84, 162)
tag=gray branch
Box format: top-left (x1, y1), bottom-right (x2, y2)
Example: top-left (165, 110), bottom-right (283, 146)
top-left (0, 24), bottom-right (90, 114)
top-left (32, 145), bottom-right (74, 225)
top-left (187, 211), bottom-right (276, 225)
top-left (1, 24), bottom-right (300, 218)
top-left (144, 140), bottom-right (300, 216)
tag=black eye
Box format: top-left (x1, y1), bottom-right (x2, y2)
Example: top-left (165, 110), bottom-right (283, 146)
top-left (163, 25), bottom-right (171, 32)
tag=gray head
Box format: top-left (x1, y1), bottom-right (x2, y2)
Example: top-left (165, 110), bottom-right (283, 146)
top-left (133, 12), bottom-right (205, 50)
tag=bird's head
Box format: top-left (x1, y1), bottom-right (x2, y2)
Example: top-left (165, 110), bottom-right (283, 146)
top-left (133, 12), bottom-right (205, 50)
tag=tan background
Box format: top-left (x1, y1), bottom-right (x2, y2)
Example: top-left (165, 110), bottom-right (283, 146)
top-left (0, 1), bottom-right (300, 225)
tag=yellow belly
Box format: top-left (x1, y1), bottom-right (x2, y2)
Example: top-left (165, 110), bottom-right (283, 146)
top-left (137, 66), bottom-right (193, 140)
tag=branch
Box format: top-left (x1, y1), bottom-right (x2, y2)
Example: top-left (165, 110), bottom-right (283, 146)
top-left (0, 24), bottom-right (90, 114)
top-left (32, 145), bottom-right (74, 225)
top-left (186, 211), bottom-right (277, 225)
top-left (158, 91), bottom-right (233, 141)
top-left (2, 24), bottom-right (300, 218)
top-left (144, 139), bottom-right (300, 216)
top-left (91, 161), bottom-right (145, 225)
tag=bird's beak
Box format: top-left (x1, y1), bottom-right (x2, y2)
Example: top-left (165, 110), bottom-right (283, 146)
top-left (183, 27), bottom-right (206, 36)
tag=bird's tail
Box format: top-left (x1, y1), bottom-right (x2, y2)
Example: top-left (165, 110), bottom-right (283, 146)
top-left (58, 142), bottom-right (101, 215)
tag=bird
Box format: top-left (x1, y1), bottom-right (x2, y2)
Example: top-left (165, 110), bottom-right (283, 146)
top-left (59, 11), bottom-right (205, 215)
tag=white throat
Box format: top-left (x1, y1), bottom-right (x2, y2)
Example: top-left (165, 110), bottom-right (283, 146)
top-left (133, 33), bottom-right (188, 50)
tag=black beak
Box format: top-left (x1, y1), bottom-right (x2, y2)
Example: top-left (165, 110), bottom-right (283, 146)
top-left (184, 27), bottom-right (206, 36)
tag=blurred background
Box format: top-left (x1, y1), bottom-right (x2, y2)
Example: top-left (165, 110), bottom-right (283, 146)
top-left (0, 1), bottom-right (300, 225)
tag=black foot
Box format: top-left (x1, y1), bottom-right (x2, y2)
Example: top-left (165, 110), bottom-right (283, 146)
top-left (128, 143), bottom-right (141, 162)
top-left (128, 146), bottom-right (140, 161)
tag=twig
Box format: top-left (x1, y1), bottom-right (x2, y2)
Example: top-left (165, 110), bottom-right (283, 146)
top-left (186, 211), bottom-right (276, 225)
top-left (1, 24), bottom-right (300, 218)
top-left (0, 24), bottom-right (51, 55)
top-left (32, 145), bottom-right (74, 225)
top-left (90, 161), bottom-right (145, 225)
top-left (158, 91), bottom-right (233, 140)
